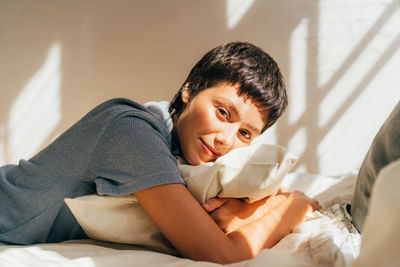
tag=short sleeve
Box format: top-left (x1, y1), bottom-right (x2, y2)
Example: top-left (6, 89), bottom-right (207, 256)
top-left (88, 114), bottom-right (184, 196)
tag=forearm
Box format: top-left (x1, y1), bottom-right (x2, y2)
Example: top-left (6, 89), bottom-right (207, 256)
top-left (136, 184), bottom-right (256, 263)
top-left (205, 190), bottom-right (297, 234)
top-left (136, 184), bottom-right (313, 264)
top-left (227, 193), bottom-right (310, 255)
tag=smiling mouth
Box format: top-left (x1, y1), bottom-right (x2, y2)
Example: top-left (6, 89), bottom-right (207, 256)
top-left (200, 139), bottom-right (220, 158)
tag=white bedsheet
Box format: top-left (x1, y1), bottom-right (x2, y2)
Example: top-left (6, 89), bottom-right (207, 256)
top-left (0, 172), bottom-right (361, 267)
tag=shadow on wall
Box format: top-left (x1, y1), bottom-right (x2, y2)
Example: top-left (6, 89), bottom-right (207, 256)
top-left (268, 0), bottom-right (400, 174)
top-left (1, 0), bottom-right (399, 174)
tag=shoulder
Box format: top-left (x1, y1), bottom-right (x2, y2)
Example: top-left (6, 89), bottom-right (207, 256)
top-left (95, 98), bottom-right (174, 147)
top-left (83, 98), bottom-right (168, 132)
top-left (91, 98), bottom-right (149, 116)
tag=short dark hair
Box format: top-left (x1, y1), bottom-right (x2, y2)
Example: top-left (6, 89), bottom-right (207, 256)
top-left (169, 41), bottom-right (287, 131)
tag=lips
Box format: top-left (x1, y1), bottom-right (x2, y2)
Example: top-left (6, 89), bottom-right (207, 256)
top-left (200, 138), bottom-right (220, 158)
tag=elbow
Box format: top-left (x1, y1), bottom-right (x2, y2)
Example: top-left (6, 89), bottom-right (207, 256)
top-left (210, 236), bottom-right (258, 264)
top-left (187, 248), bottom-right (255, 265)
top-left (223, 253), bottom-right (255, 265)
top-left (209, 252), bottom-right (255, 265)
top-left (185, 238), bottom-right (256, 264)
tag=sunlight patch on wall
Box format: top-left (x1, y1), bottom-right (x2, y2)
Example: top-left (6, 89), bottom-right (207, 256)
top-left (317, 1), bottom-right (399, 128)
top-left (7, 42), bottom-right (62, 163)
top-left (288, 127), bottom-right (307, 159)
top-left (317, 44), bottom-right (400, 174)
top-left (281, 0), bottom-right (400, 174)
top-left (317, 60), bottom-right (400, 174)
top-left (314, 0), bottom-right (400, 174)
top-left (288, 18), bottom-right (308, 125)
top-left (226, 0), bottom-right (255, 29)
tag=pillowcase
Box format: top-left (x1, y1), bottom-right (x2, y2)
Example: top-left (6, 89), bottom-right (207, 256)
top-left (65, 194), bottom-right (177, 254)
top-left (180, 144), bottom-right (298, 203)
top-left (65, 143), bottom-right (297, 253)
top-left (351, 101), bottom-right (400, 232)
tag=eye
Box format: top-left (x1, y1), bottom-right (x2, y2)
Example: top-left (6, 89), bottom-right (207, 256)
top-left (216, 107), bottom-right (229, 120)
top-left (239, 130), bottom-right (251, 140)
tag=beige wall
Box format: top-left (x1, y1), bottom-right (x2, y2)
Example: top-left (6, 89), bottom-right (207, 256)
top-left (1, 0), bottom-right (399, 175)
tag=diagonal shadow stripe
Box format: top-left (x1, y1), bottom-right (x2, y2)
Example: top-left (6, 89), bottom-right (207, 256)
top-left (284, 1), bottom-right (400, 136)
top-left (320, 0), bottom-right (399, 94)
top-left (321, 34), bottom-right (400, 133)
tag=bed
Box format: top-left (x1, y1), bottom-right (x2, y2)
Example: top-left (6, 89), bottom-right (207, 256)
top-left (0, 170), bottom-right (362, 267)
top-left (1, 160), bottom-right (400, 267)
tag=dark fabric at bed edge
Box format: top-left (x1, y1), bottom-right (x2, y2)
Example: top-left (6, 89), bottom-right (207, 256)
top-left (351, 101), bottom-right (400, 232)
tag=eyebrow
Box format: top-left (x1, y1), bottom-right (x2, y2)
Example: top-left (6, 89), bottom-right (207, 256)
top-left (217, 97), bottom-right (262, 135)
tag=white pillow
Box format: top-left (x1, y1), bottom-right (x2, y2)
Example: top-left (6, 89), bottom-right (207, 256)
top-left (65, 144), bottom-right (297, 253)
top-left (65, 194), bottom-right (177, 254)
top-left (180, 144), bottom-right (298, 203)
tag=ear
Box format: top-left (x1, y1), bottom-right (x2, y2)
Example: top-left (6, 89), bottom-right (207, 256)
top-left (181, 88), bottom-right (190, 103)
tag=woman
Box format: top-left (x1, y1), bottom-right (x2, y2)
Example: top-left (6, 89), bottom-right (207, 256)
top-left (0, 42), bottom-right (319, 263)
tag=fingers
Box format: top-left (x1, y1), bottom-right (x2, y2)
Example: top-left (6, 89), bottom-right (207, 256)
top-left (202, 198), bottom-right (230, 213)
top-left (312, 199), bottom-right (322, 211)
top-left (207, 199), bottom-right (249, 234)
top-left (300, 192), bottom-right (321, 211)
top-left (209, 209), bottom-right (230, 233)
top-left (277, 187), bottom-right (290, 194)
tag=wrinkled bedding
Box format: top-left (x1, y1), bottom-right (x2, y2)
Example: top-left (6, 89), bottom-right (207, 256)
top-left (0, 172), bottom-right (361, 267)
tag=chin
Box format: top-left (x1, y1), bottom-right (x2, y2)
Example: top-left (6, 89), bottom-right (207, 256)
top-left (187, 158), bottom-right (204, 166)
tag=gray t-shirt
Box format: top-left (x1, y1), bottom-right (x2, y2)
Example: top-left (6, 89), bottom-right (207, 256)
top-left (0, 98), bottom-right (184, 245)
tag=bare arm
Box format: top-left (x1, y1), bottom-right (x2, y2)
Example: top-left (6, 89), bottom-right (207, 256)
top-left (228, 190), bottom-right (320, 250)
top-left (204, 188), bottom-right (320, 234)
top-left (135, 184), bottom-right (318, 264)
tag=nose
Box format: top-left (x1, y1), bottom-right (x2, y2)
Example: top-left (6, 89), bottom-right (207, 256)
top-left (214, 124), bottom-right (237, 151)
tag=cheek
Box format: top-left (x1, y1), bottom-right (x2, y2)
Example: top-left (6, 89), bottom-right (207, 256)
top-left (177, 107), bottom-right (204, 139)
top-left (176, 103), bottom-right (218, 142)
top-left (231, 141), bottom-right (249, 151)
top-left (193, 106), bottom-right (218, 133)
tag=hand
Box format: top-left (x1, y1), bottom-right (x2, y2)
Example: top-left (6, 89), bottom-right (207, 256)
top-left (203, 198), bottom-right (267, 234)
top-left (202, 198), bottom-right (231, 213)
top-left (202, 188), bottom-right (321, 233)
top-left (289, 190), bottom-right (321, 215)
top-left (260, 188), bottom-right (321, 215)
top-left (201, 187), bottom-right (291, 214)
top-left (261, 187), bottom-right (291, 211)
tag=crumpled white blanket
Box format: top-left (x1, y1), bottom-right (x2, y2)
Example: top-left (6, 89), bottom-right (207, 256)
top-left (273, 204), bottom-right (360, 267)
top-left (271, 172), bottom-right (361, 267)
top-left (0, 172), bottom-right (361, 267)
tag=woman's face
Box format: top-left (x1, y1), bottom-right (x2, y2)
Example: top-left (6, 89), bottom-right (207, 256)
top-left (174, 83), bottom-right (269, 165)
